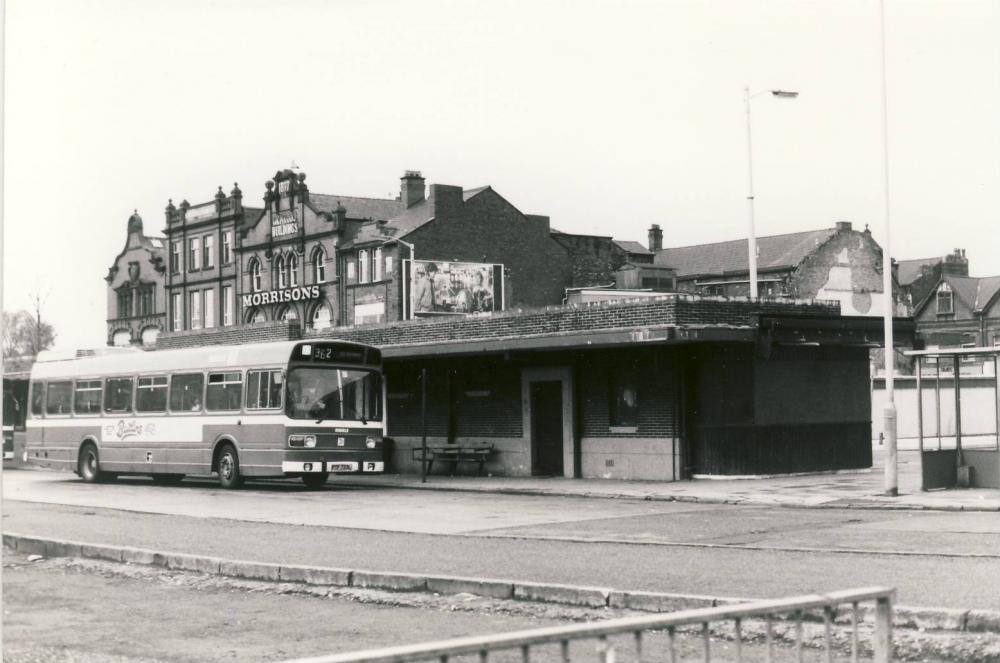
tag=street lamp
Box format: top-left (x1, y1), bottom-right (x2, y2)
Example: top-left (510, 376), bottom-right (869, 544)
top-left (878, 0), bottom-right (898, 496)
top-left (744, 87), bottom-right (799, 299)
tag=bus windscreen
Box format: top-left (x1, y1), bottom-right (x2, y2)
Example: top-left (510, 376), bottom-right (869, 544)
top-left (286, 367), bottom-right (382, 423)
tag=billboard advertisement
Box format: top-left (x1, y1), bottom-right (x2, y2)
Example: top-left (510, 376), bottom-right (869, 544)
top-left (403, 260), bottom-right (504, 319)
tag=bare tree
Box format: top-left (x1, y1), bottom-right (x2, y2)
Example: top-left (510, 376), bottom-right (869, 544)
top-left (2, 290), bottom-right (56, 359)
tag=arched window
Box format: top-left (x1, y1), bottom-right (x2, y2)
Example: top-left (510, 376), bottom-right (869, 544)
top-left (277, 305), bottom-right (298, 322)
top-left (312, 246), bottom-right (327, 283)
top-left (275, 255), bottom-right (287, 289)
top-left (248, 259), bottom-right (262, 292)
top-left (289, 253), bottom-right (299, 287)
top-left (112, 330), bottom-right (132, 347)
top-left (245, 307), bottom-right (266, 324)
top-left (141, 326), bottom-right (160, 347)
top-left (311, 302), bottom-right (332, 330)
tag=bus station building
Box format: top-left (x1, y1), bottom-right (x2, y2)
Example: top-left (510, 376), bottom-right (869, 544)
top-left (158, 294), bottom-right (914, 480)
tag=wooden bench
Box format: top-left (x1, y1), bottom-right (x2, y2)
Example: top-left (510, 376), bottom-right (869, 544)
top-left (412, 445), bottom-right (495, 476)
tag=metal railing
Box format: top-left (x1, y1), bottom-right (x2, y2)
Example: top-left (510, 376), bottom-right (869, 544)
top-left (282, 587), bottom-right (894, 663)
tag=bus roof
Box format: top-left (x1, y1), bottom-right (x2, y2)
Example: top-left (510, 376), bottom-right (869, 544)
top-left (29, 340), bottom-right (373, 381)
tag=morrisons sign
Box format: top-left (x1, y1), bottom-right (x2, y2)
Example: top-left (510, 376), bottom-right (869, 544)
top-left (242, 285), bottom-right (321, 307)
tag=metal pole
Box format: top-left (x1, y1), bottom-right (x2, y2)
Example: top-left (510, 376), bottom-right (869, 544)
top-left (995, 355), bottom-right (999, 451)
top-left (878, 0), bottom-right (897, 496)
top-left (935, 358), bottom-right (942, 449)
top-left (744, 85), bottom-right (759, 300)
top-left (916, 358), bottom-right (924, 451)
top-left (421, 367), bottom-right (428, 483)
top-left (954, 355), bottom-right (963, 468)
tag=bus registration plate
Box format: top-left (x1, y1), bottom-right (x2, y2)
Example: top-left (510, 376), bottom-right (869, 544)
top-left (328, 462), bottom-right (358, 473)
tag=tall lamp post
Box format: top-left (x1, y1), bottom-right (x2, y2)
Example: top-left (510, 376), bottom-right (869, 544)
top-left (744, 87), bottom-right (798, 299)
top-left (878, 0), bottom-right (898, 496)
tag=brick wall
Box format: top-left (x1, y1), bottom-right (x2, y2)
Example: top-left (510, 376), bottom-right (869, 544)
top-left (156, 294), bottom-right (839, 352)
top-left (579, 348), bottom-right (679, 438)
top-left (404, 188), bottom-right (573, 310)
top-left (157, 320), bottom-right (301, 349)
top-left (550, 233), bottom-right (628, 288)
top-left (791, 229), bottom-right (886, 307)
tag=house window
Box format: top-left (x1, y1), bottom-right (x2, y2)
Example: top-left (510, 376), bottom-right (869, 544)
top-left (289, 253), bottom-right (299, 287)
top-left (276, 255), bottom-right (287, 289)
top-left (249, 259), bottom-right (262, 292)
top-left (170, 242), bottom-right (181, 273)
top-left (312, 246), bottom-right (327, 283)
top-left (222, 230), bottom-right (233, 264)
top-left (203, 234), bottom-right (215, 268)
top-left (373, 248), bottom-right (383, 281)
top-left (609, 368), bottom-right (638, 429)
top-left (277, 305), bottom-right (298, 322)
top-left (117, 289), bottom-right (133, 318)
top-left (204, 289), bottom-right (215, 329)
top-left (311, 303), bottom-right (332, 330)
top-left (937, 283), bottom-right (954, 315)
top-left (138, 287), bottom-right (153, 317)
top-left (385, 255), bottom-right (393, 276)
top-left (172, 293), bottom-right (182, 331)
top-left (222, 285), bottom-right (234, 326)
top-left (347, 260), bottom-right (356, 281)
top-left (189, 291), bottom-right (202, 330)
top-left (189, 237), bottom-right (201, 271)
top-left (358, 250), bottom-right (370, 283)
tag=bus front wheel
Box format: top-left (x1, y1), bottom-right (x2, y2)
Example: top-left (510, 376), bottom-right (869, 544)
top-left (78, 443), bottom-right (108, 483)
top-left (216, 444), bottom-right (244, 489)
top-left (301, 472), bottom-right (329, 490)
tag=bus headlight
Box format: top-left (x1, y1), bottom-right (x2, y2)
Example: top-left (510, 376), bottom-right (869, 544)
top-left (365, 437), bottom-right (377, 449)
top-left (289, 434), bottom-right (317, 448)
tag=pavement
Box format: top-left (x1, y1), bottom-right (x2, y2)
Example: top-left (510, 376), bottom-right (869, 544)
top-left (330, 450), bottom-right (1000, 511)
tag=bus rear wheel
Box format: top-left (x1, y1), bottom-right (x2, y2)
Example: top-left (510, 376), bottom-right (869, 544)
top-left (78, 443), bottom-right (107, 483)
top-left (301, 472), bottom-right (329, 489)
top-left (216, 444), bottom-right (244, 489)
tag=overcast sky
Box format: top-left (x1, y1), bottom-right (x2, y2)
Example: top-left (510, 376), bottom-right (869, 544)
top-left (4, 0), bottom-right (998, 352)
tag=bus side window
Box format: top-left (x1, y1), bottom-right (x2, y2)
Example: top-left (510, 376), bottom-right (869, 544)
top-left (170, 373), bottom-right (205, 412)
top-left (45, 381), bottom-right (73, 415)
top-left (104, 377), bottom-right (134, 414)
top-left (206, 372), bottom-right (242, 412)
top-left (30, 382), bottom-right (45, 417)
top-left (74, 380), bottom-right (103, 415)
top-left (246, 369), bottom-right (282, 410)
top-left (136, 376), bottom-right (168, 413)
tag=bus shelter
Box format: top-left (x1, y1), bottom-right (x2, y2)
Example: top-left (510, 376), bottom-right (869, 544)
top-left (904, 347), bottom-right (1000, 490)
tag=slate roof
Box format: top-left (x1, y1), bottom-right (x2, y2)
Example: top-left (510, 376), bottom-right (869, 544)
top-left (239, 207), bottom-right (264, 232)
top-left (310, 193), bottom-right (403, 221)
top-left (896, 257), bottom-right (942, 286)
top-left (614, 240), bottom-right (652, 256)
top-left (339, 187), bottom-right (490, 249)
top-left (941, 274), bottom-right (1000, 313)
top-left (653, 228), bottom-right (839, 279)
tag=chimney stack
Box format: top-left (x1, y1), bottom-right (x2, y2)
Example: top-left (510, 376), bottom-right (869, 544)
top-left (943, 248), bottom-right (969, 277)
top-left (835, 221), bottom-right (853, 232)
top-left (401, 170), bottom-right (425, 209)
top-left (648, 224), bottom-right (663, 252)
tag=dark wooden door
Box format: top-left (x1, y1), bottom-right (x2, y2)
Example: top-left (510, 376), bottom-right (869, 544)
top-left (530, 381), bottom-right (564, 476)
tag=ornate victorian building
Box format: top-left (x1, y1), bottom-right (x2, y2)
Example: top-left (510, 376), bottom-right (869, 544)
top-left (105, 211), bottom-right (166, 346)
